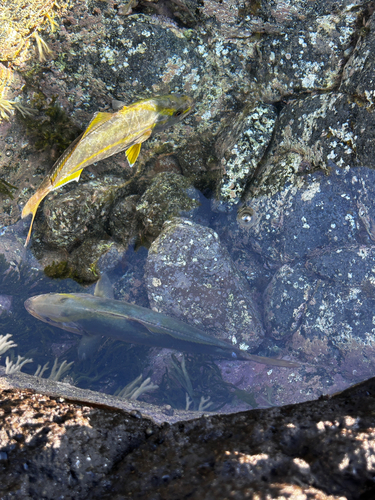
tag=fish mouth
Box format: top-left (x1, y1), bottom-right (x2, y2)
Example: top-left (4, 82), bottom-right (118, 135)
top-left (24, 296), bottom-right (84, 335)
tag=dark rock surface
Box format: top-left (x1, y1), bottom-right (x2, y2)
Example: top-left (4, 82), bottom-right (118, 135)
top-left (238, 166), bottom-right (375, 265)
top-left (1, 374), bottom-right (375, 499)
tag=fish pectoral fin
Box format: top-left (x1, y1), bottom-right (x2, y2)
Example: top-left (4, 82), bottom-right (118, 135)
top-left (112, 99), bottom-right (126, 111)
top-left (53, 169), bottom-right (83, 190)
top-left (125, 129), bottom-right (152, 167)
top-left (124, 318), bottom-right (164, 337)
top-left (82, 111), bottom-right (114, 139)
top-left (125, 143), bottom-right (142, 167)
top-left (77, 334), bottom-right (103, 361)
top-left (94, 273), bottom-right (114, 299)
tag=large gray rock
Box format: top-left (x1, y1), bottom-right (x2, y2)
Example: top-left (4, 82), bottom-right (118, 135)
top-left (145, 218), bottom-right (264, 351)
top-left (237, 166), bottom-right (375, 265)
top-left (265, 245), bottom-right (375, 380)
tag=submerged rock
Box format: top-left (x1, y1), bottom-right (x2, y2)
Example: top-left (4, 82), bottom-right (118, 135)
top-left (136, 172), bottom-right (201, 240)
top-left (264, 244), bottom-right (375, 381)
top-left (38, 177), bottom-right (124, 250)
top-left (108, 194), bottom-right (140, 246)
top-left (237, 166), bottom-right (375, 265)
top-left (145, 218), bottom-right (264, 350)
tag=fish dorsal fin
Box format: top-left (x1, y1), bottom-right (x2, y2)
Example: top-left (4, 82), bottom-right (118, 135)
top-left (53, 168), bottom-right (83, 190)
top-left (82, 111), bottom-right (114, 139)
top-left (126, 143), bottom-right (142, 167)
top-left (94, 273), bottom-right (114, 299)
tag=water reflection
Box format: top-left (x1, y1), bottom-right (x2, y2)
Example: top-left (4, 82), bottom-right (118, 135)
top-left (1, 165), bottom-right (375, 413)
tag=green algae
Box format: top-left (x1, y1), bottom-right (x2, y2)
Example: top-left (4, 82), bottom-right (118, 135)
top-left (19, 92), bottom-right (82, 157)
top-left (158, 354), bottom-right (258, 411)
top-left (0, 179), bottom-right (17, 199)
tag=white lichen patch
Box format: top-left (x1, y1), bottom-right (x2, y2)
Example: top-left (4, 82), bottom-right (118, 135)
top-left (300, 181), bottom-right (321, 201)
top-left (220, 105), bottom-right (277, 203)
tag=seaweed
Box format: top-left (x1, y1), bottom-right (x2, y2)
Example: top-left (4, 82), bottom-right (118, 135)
top-left (19, 93), bottom-right (82, 157)
top-left (0, 179), bottom-right (17, 199)
top-left (158, 354), bottom-right (258, 412)
top-left (70, 340), bottom-right (148, 393)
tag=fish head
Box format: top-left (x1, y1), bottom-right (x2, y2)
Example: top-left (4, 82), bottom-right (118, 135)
top-left (152, 94), bottom-right (195, 133)
top-left (24, 293), bottom-right (87, 335)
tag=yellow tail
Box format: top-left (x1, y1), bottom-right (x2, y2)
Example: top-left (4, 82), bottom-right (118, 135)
top-left (21, 185), bottom-right (50, 247)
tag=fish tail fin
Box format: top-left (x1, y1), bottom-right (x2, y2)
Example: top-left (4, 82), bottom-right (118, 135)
top-left (236, 349), bottom-right (300, 367)
top-left (24, 210), bottom-right (37, 247)
top-left (21, 186), bottom-right (50, 247)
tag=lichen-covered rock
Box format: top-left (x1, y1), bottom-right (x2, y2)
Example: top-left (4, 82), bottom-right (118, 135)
top-left (247, 93), bottom-right (375, 196)
top-left (264, 262), bottom-right (318, 341)
top-left (264, 245), bottom-right (375, 381)
top-left (238, 166), bottom-right (375, 265)
top-left (108, 194), bottom-right (140, 245)
top-left (38, 176), bottom-right (123, 250)
top-left (136, 172), bottom-right (201, 238)
top-left (201, 0), bottom-right (365, 101)
top-left (340, 10), bottom-right (375, 103)
top-left (217, 103), bottom-right (276, 203)
top-left (145, 218), bottom-right (264, 350)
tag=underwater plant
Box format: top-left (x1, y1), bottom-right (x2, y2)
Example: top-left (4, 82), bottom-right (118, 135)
top-left (115, 373), bottom-right (159, 401)
top-left (158, 354), bottom-right (258, 411)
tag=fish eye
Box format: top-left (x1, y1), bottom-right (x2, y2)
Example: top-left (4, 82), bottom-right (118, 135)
top-left (174, 110), bottom-right (183, 117)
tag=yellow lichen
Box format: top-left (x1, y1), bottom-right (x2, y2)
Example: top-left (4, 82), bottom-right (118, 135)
top-left (0, 0), bottom-right (70, 121)
top-left (33, 32), bottom-right (53, 62)
top-left (0, 63), bottom-right (14, 121)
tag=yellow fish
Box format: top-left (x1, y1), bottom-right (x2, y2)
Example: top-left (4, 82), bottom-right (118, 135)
top-left (21, 94), bottom-right (195, 246)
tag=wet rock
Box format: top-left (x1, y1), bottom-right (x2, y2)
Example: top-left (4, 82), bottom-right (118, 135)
top-left (264, 244), bottom-right (375, 381)
top-left (42, 239), bottom-right (125, 284)
top-left (145, 218), bottom-right (264, 350)
top-left (136, 172), bottom-right (201, 239)
top-left (217, 103), bottom-right (276, 203)
top-left (40, 5), bottom-right (205, 139)
top-left (248, 92), bottom-right (375, 196)
top-left (238, 166), bottom-right (375, 265)
top-left (108, 194), bottom-right (140, 245)
top-left (38, 177), bottom-right (123, 250)
top-left (201, 0), bottom-right (365, 101)
top-left (69, 239), bottom-right (122, 283)
top-left (264, 262), bottom-right (318, 341)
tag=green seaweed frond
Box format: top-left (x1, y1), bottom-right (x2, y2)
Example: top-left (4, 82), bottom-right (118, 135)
top-left (0, 179), bottom-right (17, 199)
top-left (0, 98), bottom-right (14, 121)
top-left (33, 32), bottom-right (52, 62)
